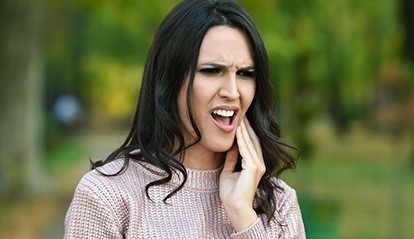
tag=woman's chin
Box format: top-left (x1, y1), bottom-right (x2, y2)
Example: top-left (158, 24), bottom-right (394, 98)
top-left (211, 142), bottom-right (235, 153)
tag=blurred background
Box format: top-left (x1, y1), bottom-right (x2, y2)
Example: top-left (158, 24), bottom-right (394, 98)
top-left (0, 0), bottom-right (413, 238)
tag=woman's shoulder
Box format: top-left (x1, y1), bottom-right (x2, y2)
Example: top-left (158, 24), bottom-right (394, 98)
top-left (267, 178), bottom-right (306, 237)
top-left (66, 159), bottom-right (148, 236)
top-left (74, 158), bottom-right (148, 198)
top-left (78, 158), bottom-right (130, 181)
top-left (271, 178), bottom-right (300, 211)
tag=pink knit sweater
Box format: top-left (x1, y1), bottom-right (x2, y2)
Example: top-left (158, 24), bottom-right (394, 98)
top-left (64, 159), bottom-right (306, 238)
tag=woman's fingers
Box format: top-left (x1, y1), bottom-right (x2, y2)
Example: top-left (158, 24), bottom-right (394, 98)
top-left (222, 142), bottom-right (238, 174)
top-left (238, 118), bottom-right (265, 176)
top-left (239, 120), bottom-right (256, 161)
top-left (219, 118), bottom-right (266, 230)
top-left (236, 125), bottom-right (253, 170)
top-left (243, 118), bottom-right (263, 159)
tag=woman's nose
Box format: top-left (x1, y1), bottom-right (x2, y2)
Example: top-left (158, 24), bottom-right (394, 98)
top-left (218, 73), bottom-right (240, 100)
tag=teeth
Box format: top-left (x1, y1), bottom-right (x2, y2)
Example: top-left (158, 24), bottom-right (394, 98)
top-left (213, 109), bottom-right (234, 117)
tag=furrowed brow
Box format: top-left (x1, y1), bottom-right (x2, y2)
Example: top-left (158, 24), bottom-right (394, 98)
top-left (240, 66), bottom-right (255, 71)
top-left (199, 62), bottom-right (255, 71)
top-left (199, 62), bottom-right (225, 69)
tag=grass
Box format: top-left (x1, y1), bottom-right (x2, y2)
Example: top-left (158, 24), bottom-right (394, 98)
top-left (283, 119), bottom-right (414, 239)
top-left (0, 122), bottom-right (413, 238)
top-left (0, 138), bottom-right (87, 239)
top-left (45, 139), bottom-right (85, 173)
top-left (0, 197), bottom-right (60, 239)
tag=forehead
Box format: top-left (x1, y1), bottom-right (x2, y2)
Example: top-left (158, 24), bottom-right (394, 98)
top-left (197, 25), bottom-right (254, 66)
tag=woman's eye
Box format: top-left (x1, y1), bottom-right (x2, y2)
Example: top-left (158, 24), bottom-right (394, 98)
top-left (237, 70), bottom-right (256, 78)
top-left (199, 68), bottom-right (221, 75)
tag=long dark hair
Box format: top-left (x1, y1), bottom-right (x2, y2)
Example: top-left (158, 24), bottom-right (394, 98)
top-left (93, 0), bottom-right (298, 223)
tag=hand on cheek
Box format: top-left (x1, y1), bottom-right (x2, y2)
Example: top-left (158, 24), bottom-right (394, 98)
top-left (219, 117), bottom-right (266, 232)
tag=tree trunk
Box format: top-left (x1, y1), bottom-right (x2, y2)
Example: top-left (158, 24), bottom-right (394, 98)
top-left (0, 0), bottom-right (48, 196)
top-left (402, 0), bottom-right (414, 61)
top-left (401, 0), bottom-right (414, 168)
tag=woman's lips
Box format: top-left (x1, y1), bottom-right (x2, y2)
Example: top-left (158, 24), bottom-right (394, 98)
top-left (210, 113), bottom-right (237, 132)
top-left (210, 106), bottom-right (239, 132)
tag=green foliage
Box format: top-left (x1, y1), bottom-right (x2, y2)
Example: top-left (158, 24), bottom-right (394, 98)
top-left (44, 0), bottom-right (412, 136)
top-left (241, 0), bottom-right (410, 153)
top-left (45, 139), bottom-right (85, 173)
top-left (45, 0), bottom-right (180, 126)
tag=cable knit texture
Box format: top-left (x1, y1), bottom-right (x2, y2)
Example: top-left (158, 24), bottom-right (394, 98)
top-left (64, 159), bottom-right (306, 238)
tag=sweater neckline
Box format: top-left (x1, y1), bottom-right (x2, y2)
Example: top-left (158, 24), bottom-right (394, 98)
top-left (138, 161), bottom-right (223, 192)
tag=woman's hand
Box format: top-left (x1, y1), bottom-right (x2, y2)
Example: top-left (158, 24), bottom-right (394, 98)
top-left (219, 117), bottom-right (266, 232)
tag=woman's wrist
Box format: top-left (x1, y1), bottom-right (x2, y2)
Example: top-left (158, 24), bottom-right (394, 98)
top-left (225, 206), bottom-right (258, 232)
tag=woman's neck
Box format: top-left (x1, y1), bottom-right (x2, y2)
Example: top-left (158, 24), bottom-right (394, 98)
top-left (181, 144), bottom-right (225, 170)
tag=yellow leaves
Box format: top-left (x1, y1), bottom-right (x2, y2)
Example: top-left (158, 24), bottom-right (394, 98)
top-left (83, 56), bottom-right (143, 127)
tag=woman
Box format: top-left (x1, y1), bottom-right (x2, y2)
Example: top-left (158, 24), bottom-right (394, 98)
top-left (64, 0), bottom-right (306, 238)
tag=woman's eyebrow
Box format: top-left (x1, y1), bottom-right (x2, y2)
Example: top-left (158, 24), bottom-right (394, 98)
top-left (199, 62), bottom-right (255, 70)
top-left (241, 66), bottom-right (256, 71)
top-left (199, 62), bottom-right (225, 68)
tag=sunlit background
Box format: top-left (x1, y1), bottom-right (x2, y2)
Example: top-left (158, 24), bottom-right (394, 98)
top-left (1, 0), bottom-right (413, 238)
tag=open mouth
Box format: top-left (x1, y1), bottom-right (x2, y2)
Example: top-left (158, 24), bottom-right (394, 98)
top-left (211, 109), bottom-right (236, 126)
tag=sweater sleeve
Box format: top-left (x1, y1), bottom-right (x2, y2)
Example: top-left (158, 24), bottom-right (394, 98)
top-left (230, 218), bottom-right (268, 239)
top-left (230, 183), bottom-right (306, 239)
top-left (278, 188), bottom-right (306, 239)
top-left (64, 182), bottom-right (123, 239)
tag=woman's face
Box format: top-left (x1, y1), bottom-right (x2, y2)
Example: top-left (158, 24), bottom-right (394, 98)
top-left (178, 25), bottom-right (256, 161)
